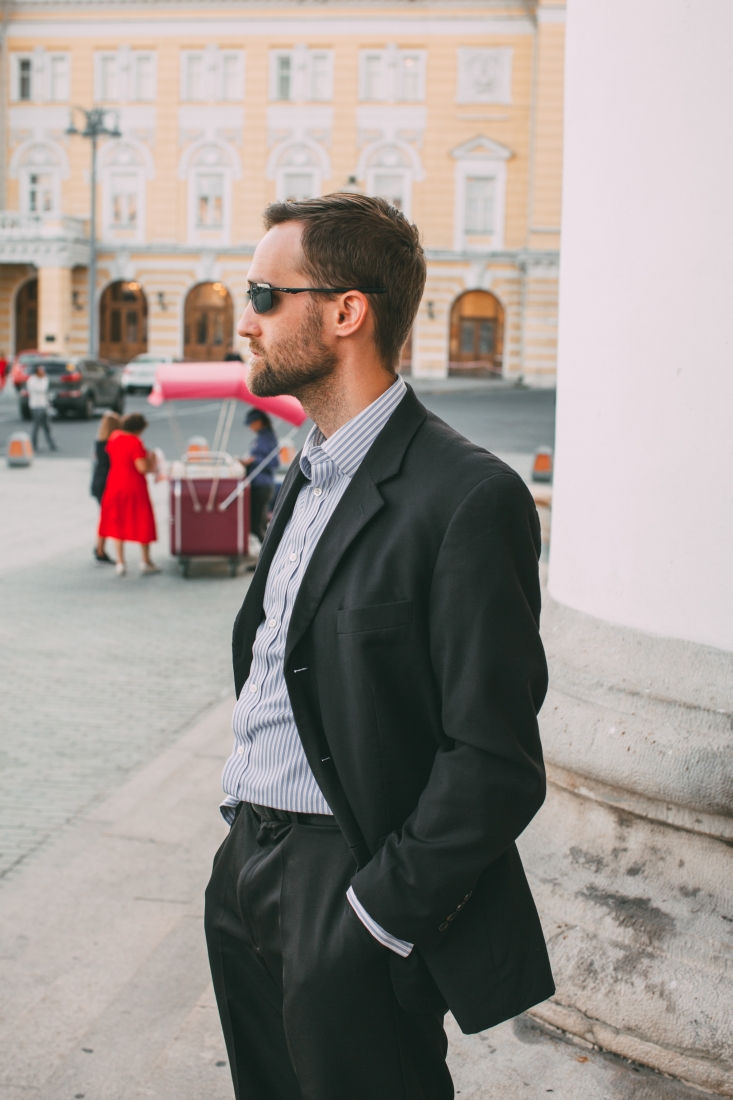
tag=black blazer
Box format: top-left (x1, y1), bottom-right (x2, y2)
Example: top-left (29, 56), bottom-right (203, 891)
top-left (232, 386), bottom-right (554, 1033)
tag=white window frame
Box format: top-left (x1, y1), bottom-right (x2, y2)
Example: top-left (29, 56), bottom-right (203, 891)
top-left (453, 157), bottom-right (507, 251)
top-left (21, 167), bottom-right (60, 215)
top-left (181, 48), bottom-right (244, 103)
top-left (456, 48), bottom-right (513, 105)
top-left (186, 164), bottom-right (233, 245)
top-left (269, 48), bottom-right (333, 103)
top-left (12, 54), bottom-right (34, 101)
top-left (94, 49), bottom-right (157, 103)
top-left (359, 47), bottom-right (426, 103)
top-left (276, 166), bottom-right (320, 202)
top-left (366, 167), bottom-right (412, 219)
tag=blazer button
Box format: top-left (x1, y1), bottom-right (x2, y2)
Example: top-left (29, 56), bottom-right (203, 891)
top-left (439, 921), bottom-right (449, 932)
top-left (456, 902), bottom-right (464, 911)
top-left (464, 891), bottom-right (473, 901)
top-left (447, 913), bottom-right (456, 921)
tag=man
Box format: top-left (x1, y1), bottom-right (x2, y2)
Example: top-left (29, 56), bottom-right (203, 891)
top-left (27, 364), bottom-right (57, 452)
top-left (205, 194), bottom-right (554, 1100)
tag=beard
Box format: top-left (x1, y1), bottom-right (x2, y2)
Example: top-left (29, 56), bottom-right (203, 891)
top-left (247, 299), bottom-right (338, 399)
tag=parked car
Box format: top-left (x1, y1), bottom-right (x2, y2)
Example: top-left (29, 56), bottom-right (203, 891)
top-left (121, 353), bottom-right (175, 394)
top-left (18, 356), bottom-right (125, 420)
top-left (11, 350), bottom-right (53, 391)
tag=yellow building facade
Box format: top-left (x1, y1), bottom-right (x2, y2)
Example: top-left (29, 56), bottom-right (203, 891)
top-left (0, 0), bottom-right (564, 382)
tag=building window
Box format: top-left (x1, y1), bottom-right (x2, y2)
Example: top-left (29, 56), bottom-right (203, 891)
top-left (362, 54), bottom-right (384, 101)
top-left (184, 54), bottom-right (204, 101)
top-left (49, 56), bottom-right (69, 101)
top-left (275, 54), bottom-right (291, 100)
top-left (111, 172), bottom-right (138, 227)
top-left (18, 57), bottom-right (32, 101)
top-left (399, 53), bottom-right (423, 101)
top-left (465, 177), bottom-right (495, 235)
top-left (222, 54), bottom-right (239, 100)
top-left (283, 172), bottom-right (316, 201)
top-left (196, 173), bottom-right (224, 227)
top-left (359, 48), bottom-right (426, 102)
top-left (181, 49), bottom-right (244, 102)
top-left (100, 55), bottom-right (118, 101)
top-left (135, 55), bottom-right (154, 101)
top-left (95, 50), bottom-right (156, 102)
top-left (269, 49), bottom-right (332, 102)
top-left (28, 173), bottom-right (55, 214)
top-left (363, 143), bottom-right (415, 218)
top-left (456, 49), bottom-right (513, 104)
top-left (310, 53), bottom-right (330, 101)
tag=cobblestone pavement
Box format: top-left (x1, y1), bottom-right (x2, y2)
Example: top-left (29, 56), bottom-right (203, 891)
top-left (0, 459), bottom-right (249, 882)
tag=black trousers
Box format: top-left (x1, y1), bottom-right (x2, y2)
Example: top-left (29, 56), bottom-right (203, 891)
top-left (205, 803), bottom-right (454, 1100)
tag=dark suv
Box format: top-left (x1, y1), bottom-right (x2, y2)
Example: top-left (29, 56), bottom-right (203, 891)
top-left (19, 356), bottom-right (125, 420)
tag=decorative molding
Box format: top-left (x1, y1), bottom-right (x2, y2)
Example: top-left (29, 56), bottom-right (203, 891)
top-left (7, 18), bottom-right (535, 42)
top-left (178, 104), bottom-right (244, 149)
top-left (456, 48), bottom-right (513, 105)
top-left (266, 104), bottom-right (333, 150)
top-left (355, 105), bottom-right (427, 149)
top-left (451, 134), bottom-right (514, 161)
top-left (0, 213), bottom-right (90, 267)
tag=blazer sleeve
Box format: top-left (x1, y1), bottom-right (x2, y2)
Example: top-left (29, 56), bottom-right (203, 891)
top-left (349, 471), bottom-right (549, 952)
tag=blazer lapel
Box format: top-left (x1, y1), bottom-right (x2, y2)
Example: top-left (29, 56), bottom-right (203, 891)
top-left (284, 386), bottom-right (427, 663)
top-left (285, 467), bottom-right (384, 662)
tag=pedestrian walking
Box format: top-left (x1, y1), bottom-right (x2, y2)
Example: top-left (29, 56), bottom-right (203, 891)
top-left (0, 350), bottom-right (8, 390)
top-left (91, 411), bottom-right (122, 563)
top-left (242, 408), bottom-right (279, 542)
top-left (205, 194), bottom-right (553, 1100)
top-left (98, 412), bottom-right (160, 576)
top-left (26, 364), bottom-right (57, 451)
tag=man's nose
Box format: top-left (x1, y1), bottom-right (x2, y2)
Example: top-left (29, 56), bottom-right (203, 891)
top-left (237, 303), bottom-right (260, 339)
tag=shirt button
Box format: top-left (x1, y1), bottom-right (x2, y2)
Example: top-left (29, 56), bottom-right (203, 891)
top-left (313, 486), bottom-right (322, 496)
top-left (268, 618), bottom-right (277, 628)
top-left (249, 683), bottom-right (258, 693)
top-left (237, 745), bottom-right (244, 755)
top-left (289, 553), bottom-right (297, 562)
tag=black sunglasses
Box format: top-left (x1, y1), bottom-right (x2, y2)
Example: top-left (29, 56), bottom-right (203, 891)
top-left (247, 281), bottom-right (386, 315)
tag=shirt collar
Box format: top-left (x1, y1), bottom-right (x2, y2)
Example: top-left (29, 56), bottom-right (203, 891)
top-left (300, 374), bottom-right (407, 481)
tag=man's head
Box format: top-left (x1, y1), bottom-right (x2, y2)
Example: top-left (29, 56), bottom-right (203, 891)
top-left (239, 194), bottom-right (426, 400)
top-left (34, 364), bottom-right (45, 377)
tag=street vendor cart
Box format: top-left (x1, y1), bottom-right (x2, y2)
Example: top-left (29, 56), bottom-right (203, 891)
top-left (148, 362), bottom-right (307, 576)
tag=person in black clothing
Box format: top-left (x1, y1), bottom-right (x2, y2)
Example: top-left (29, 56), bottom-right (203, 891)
top-left (91, 411), bottom-right (121, 562)
top-left (243, 408), bottom-right (279, 542)
top-left (224, 344), bottom-right (243, 361)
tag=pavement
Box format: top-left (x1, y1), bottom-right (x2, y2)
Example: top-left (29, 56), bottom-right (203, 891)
top-left (0, 388), bottom-right (707, 1100)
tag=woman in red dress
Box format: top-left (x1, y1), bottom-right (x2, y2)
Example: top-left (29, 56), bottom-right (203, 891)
top-left (99, 412), bottom-right (160, 576)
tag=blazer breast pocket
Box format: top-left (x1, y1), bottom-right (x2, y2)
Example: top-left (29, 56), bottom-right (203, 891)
top-left (337, 599), bottom-right (412, 635)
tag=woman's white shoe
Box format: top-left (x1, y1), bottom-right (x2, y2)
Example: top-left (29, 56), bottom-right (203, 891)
top-left (115, 562), bottom-right (126, 576)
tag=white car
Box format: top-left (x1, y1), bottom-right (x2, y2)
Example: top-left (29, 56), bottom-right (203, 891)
top-left (121, 354), bottom-right (175, 394)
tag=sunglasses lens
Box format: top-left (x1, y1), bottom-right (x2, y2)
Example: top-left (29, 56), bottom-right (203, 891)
top-left (250, 286), bottom-right (273, 314)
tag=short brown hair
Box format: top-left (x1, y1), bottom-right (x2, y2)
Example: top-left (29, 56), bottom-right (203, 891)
top-left (122, 412), bottom-right (148, 434)
top-left (263, 193), bottom-right (426, 371)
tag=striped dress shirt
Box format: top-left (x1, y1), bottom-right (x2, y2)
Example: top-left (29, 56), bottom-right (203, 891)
top-left (221, 374), bottom-right (412, 957)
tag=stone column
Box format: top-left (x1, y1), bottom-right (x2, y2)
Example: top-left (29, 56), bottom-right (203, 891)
top-left (38, 266), bottom-right (72, 355)
top-left (518, 0), bottom-right (733, 1093)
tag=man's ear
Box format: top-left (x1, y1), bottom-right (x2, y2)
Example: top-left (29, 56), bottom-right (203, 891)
top-left (334, 291), bottom-right (370, 339)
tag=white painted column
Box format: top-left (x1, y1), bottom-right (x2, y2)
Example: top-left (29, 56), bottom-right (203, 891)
top-left (518, 2), bottom-right (733, 1093)
top-left (549, 0), bottom-right (733, 648)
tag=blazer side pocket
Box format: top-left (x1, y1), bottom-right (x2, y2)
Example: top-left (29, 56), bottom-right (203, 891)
top-left (337, 599), bottom-right (412, 635)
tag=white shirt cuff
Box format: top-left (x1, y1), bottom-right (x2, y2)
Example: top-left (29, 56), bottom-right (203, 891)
top-left (346, 885), bottom-right (413, 957)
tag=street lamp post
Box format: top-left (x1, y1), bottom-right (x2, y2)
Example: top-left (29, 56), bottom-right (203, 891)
top-left (66, 107), bottom-right (121, 355)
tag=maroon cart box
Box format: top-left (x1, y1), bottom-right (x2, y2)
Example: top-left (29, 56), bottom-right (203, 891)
top-left (170, 477), bottom-right (249, 565)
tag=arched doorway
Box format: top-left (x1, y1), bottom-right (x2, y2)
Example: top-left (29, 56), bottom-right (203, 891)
top-left (183, 282), bottom-right (233, 361)
top-left (448, 290), bottom-right (504, 377)
top-left (15, 278), bottom-right (38, 353)
top-left (99, 280), bottom-right (148, 363)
